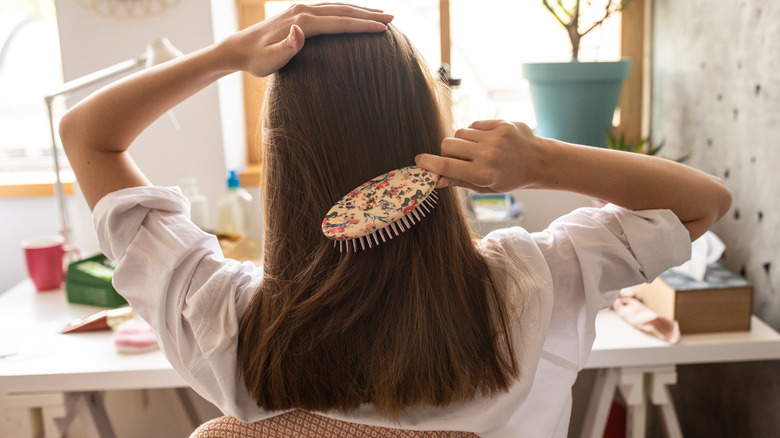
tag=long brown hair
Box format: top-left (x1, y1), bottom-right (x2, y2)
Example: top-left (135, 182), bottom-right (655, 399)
top-left (238, 26), bottom-right (520, 418)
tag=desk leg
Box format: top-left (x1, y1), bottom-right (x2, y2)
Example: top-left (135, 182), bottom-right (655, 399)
top-left (617, 368), bottom-right (647, 438)
top-left (2, 392), bottom-right (66, 438)
top-left (170, 388), bottom-right (202, 430)
top-left (0, 390), bottom-right (9, 438)
top-left (582, 365), bottom-right (683, 438)
top-left (63, 392), bottom-right (116, 438)
top-left (648, 367), bottom-right (683, 438)
top-left (580, 368), bottom-right (620, 438)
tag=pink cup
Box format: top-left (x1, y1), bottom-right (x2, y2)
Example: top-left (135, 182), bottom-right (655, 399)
top-left (21, 236), bottom-right (80, 291)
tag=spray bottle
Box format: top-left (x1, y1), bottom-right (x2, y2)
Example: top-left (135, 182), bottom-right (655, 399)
top-left (178, 178), bottom-right (209, 231)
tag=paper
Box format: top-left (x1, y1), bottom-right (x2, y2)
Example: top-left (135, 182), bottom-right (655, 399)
top-left (671, 231), bottom-right (726, 281)
top-left (613, 291), bottom-right (681, 344)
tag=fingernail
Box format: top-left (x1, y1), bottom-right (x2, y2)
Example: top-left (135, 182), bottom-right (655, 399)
top-left (288, 25), bottom-right (301, 47)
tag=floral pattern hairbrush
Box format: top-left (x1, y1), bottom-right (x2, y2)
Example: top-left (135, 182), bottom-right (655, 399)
top-left (321, 165), bottom-right (439, 253)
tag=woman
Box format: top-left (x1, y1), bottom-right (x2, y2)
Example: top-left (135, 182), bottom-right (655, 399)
top-left (61, 4), bottom-right (731, 436)
top-left (241, 25), bottom-right (524, 420)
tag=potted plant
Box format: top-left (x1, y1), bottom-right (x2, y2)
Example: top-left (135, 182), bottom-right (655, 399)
top-left (523, 1), bottom-right (632, 147)
top-left (606, 133), bottom-right (691, 163)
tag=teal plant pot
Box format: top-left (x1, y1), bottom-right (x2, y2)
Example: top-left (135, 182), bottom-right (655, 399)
top-left (522, 59), bottom-right (630, 147)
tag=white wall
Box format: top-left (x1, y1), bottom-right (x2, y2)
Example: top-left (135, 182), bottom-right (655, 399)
top-left (0, 196), bottom-right (63, 292)
top-left (53, 0), bottom-right (243, 231)
top-left (1, 186), bottom-right (103, 293)
top-left (648, 1), bottom-right (780, 435)
top-left (510, 189), bottom-right (593, 233)
top-left (3, 0), bottom-right (243, 290)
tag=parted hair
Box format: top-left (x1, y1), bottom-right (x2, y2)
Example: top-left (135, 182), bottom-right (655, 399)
top-left (237, 26), bottom-right (521, 418)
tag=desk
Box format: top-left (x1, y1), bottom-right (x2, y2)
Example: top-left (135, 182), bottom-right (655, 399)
top-left (0, 280), bottom-right (193, 437)
top-left (581, 309), bottom-right (780, 438)
top-left (3, 280), bottom-right (780, 437)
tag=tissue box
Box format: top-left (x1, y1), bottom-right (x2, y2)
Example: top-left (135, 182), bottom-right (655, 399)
top-left (631, 263), bottom-right (753, 334)
top-left (66, 254), bottom-right (127, 308)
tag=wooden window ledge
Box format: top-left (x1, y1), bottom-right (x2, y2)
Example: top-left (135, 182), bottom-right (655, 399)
top-left (0, 172), bottom-right (75, 198)
top-left (238, 166), bottom-right (261, 188)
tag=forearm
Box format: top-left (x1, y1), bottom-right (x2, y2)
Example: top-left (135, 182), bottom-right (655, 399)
top-left (416, 120), bottom-right (731, 241)
top-left (60, 43), bottom-right (234, 155)
top-left (58, 4), bottom-right (392, 210)
top-left (533, 137), bottom-right (732, 238)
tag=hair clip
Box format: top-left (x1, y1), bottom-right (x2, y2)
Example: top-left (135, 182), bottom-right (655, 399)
top-left (321, 165), bottom-right (439, 253)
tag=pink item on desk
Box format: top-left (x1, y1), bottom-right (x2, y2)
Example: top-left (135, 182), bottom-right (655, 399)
top-left (613, 290), bottom-right (681, 344)
top-left (113, 320), bottom-right (159, 354)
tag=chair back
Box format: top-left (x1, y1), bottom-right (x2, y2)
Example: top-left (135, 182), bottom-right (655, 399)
top-left (190, 411), bottom-right (479, 437)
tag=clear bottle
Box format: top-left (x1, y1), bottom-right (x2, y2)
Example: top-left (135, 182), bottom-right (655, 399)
top-left (178, 178), bottom-right (209, 231)
top-left (217, 171), bottom-right (261, 259)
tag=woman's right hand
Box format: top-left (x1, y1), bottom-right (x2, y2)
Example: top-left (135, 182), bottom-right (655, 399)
top-left (415, 120), bottom-right (545, 193)
top-left (220, 3), bottom-right (393, 78)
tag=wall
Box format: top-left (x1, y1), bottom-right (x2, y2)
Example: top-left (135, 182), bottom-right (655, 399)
top-left (651, 0), bottom-right (780, 435)
top-left (1, 0), bottom-right (245, 291)
top-left (0, 195), bottom-right (65, 292)
top-left (54, 0), bottom-right (242, 232)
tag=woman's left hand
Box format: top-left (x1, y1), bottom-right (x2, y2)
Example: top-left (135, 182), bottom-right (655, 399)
top-left (61, 2), bottom-right (393, 211)
top-left (222, 3), bottom-right (393, 78)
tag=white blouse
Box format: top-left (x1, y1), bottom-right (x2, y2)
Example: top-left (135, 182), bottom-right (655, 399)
top-left (93, 186), bottom-right (691, 437)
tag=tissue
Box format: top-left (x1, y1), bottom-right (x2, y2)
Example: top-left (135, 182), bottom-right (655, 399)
top-left (671, 231), bottom-right (726, 281)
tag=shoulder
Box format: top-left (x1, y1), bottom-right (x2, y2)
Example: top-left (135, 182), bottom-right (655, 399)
top-left (479, 226), bottom-right (554, 288)
top-left (92, 186), bottom-right (193, 261)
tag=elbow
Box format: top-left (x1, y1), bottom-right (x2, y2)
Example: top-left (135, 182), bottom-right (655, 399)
top-left (58, 108), bottom-right (79, 158)
top-left (699, 176), bottom-right (732, 231)
top-left (684, 177), bottom-right (732, 242)
top-left (712, 177), bottom-right (732, 224)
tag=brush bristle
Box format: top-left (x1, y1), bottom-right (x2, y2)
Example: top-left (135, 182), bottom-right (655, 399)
top-left (336, 192), bottom-right (438, 253)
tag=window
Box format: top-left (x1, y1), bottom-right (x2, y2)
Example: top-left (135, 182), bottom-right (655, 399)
top-left (238, 0), bottom-right (626, 169)
top-left (449, 0), bottom-right (622, 128)
top-left (0, 0), bottom-right (64, 173)
top-left (237, 0), bottom-right (445, 169)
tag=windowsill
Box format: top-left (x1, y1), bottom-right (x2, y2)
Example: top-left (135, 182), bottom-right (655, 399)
top-left (0, 171), bottom-right (75, 198)
top-left (238, 165), bottom-right (261, 188)
top-left (0, 166), bottom-right (255, 198)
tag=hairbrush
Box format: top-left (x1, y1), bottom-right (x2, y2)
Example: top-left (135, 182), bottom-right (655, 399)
top-left (321, 165), bottom-right (439, 252)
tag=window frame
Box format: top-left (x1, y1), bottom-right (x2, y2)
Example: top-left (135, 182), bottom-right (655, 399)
top-left (0, 0), bottom-right (648, 197)
top-left (236, 0), bottom-right (648, 176)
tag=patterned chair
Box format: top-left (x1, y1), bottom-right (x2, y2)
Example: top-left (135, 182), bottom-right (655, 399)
top-left (190, 410), bottom-right (479, 438)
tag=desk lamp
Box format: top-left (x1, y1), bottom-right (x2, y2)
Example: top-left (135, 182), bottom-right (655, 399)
top-left (44, 38), bottom-right (182, 244)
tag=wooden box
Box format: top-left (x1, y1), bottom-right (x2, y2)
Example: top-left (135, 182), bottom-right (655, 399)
top-left (631, 263), bottom-right (753, 334)
top-left (216, 232), bottom-right (251, 261)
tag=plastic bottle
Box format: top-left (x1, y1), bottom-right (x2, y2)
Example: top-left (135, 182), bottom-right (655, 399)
top-left (178, 178), bottom-right (210, 231)
top-left (217, 171), bottom-right (261, 259)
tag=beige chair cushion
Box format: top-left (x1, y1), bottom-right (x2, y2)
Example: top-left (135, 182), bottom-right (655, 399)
top-left (190, 411), bottom-right (479, 438)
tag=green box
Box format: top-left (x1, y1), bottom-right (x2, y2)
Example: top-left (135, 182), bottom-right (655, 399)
top-left (65, 254), bottom-right (127, 308)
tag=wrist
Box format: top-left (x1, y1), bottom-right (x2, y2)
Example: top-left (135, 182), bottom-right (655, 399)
top-left (210, 37), bottom-right (246, 75)
top-left (523, 134), bottom-right (558, 190)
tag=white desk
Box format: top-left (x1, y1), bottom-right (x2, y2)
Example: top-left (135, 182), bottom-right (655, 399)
top-left (581, 310), bottom-right (780, 438)
top-left (3, 280), bottom-right (780, 438)
top-left (0, 280), bottom-right (192, 437)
